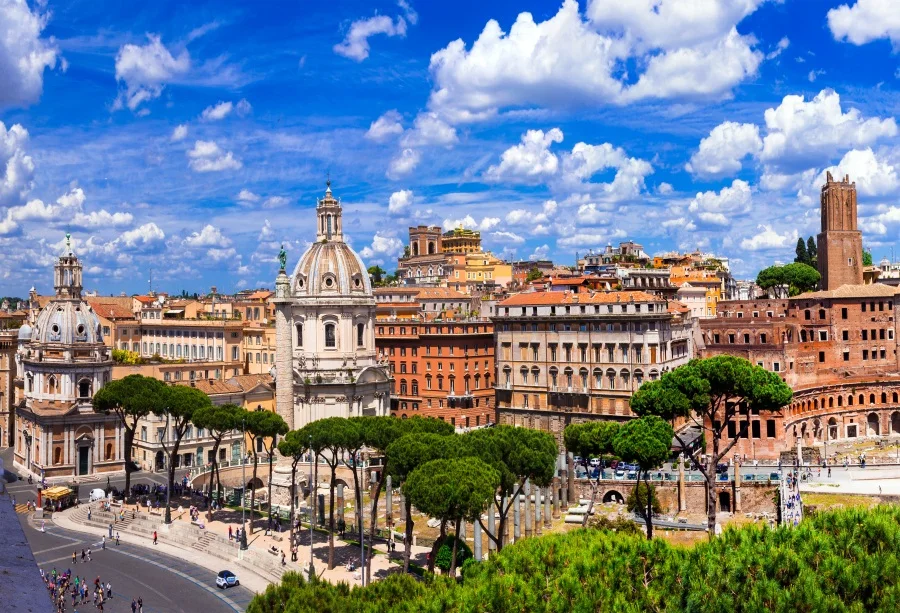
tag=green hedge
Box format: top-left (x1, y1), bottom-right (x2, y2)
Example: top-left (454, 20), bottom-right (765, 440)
top-left (248, 506), bottom-right (900, 612)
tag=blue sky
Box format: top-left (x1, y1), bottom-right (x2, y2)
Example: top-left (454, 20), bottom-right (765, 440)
top-left (2, 0), bottom-right (900, 296)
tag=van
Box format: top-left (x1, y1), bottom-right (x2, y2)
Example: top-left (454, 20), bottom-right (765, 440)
top-left (89, 488), bottom-right (107, 502)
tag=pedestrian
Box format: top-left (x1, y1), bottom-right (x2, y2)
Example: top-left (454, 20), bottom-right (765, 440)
top-left (81, 549), bottom-right (85, 562)
top-left (228, 525), bottom-right (233, 541)
top-left (116, 532), bottom-right (120, 546)
top-left (131, 598), bottom-right (137, 613)
top-left (101, 536), bottom-right (106, 550)
top-left (87, 548), bottom-right (92, 561)
top-left (281, 550), bottom-right (286, 566)
top-left (88, 508), bottom-right (92, 521)
top-left (152, 531), bottom-right (157, 545)
top-left (41, 520), bottom-right (45, 532)
top-left (138, 596), bottom-right (143, 612)
top-left (72, 552), bottom-right (77, 565)
top-left (109, 524), bottom-right (113, 538)
top-left (106, 581), bottom-right (111, 599)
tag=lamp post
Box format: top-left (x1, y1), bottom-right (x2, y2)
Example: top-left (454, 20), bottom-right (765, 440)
top-left (241, 416), bottom-right (246, 550)
top-left (308, 434), bottom-right (315, 578)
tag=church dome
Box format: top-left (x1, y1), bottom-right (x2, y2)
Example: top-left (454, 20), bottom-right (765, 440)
top-left (289, 181), bottom-right (373, 297)
top-left (17, 323), bottom-right (32, 341)
top-left (33, 300), bottom-right (102, 345)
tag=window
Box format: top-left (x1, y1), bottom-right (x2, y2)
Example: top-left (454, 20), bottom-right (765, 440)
top-left (819, 330), bottom-right (828, 342)
top-left (325, 323), bottom-right (336, 348)
top-left (841, 307), bottom-right (848, 319)
top-left (863, 350), bottom-right (869, 360)
top-left (296, 324), bottom-right (303, 347)
top-left (752, 421), bottom-right (761, 439)
top-left (231, 346), bottom-right (238, 361)
top-left (818, 351), bottom-right (825, 363)
top-left (357, 323), bottom-right (365, 347)
top-left (766, 420), bottom-right (776, 438)
top-left (843, 330), bottom-right (849, 341)
top-left (863, 330), bottom-right (868, 341)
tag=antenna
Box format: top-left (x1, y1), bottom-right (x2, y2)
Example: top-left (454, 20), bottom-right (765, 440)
top-left (148, 269), bottom-right (153, 295)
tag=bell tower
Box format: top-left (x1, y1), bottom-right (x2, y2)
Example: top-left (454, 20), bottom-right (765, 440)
top-left (817, 172), bottom-right (863, 290)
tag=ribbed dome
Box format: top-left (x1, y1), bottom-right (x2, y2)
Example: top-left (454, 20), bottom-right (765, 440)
top-left (32, 300), bottom-right (103, 345)
top-left (291, 240), bottom-right (372, 297)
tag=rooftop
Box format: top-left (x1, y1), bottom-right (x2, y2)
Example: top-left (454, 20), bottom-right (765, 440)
top-left (498, 290), bottom-right (662, 307)
top-left (791, 283), bottom-right (899, 300)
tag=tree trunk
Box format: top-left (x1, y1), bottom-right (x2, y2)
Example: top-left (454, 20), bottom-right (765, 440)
top-left (581, 472), bottom-right (603, 528)
top-left (706, 469), bottom-right (717, 539)
top-left (123, 426), bottom-right (135, 500)
top-left (496, 501), bottom-right (507, 552)
top-left (365, 475), bottom-right (385, 584)
top-left (450, 516), bottom-right (461, 576)
top-left (328, 466), bottom-right (336, 570)
top-left (403, 497), bottom-right (413, 573)
top-left (428, 519), bottom-right (446, 574)
top-left (642, 472), bottom-right (653, 540)
top-left (250, 450), bottom-right (259, 534)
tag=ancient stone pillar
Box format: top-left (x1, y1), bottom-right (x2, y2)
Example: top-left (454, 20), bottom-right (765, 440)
top-left (552, 477), bottom-right (560, 518)
top-left (474, 520), bottom-right (483, 561)
top-left (336, 483), bottom-right (345, 526)
top-left (399, 492), bottom-right (406, 523)
top-left (534, 486), bottom-right (542, 535)
top-left (544, 486), bottom-right (552, 528)
top-left (460, 520), bottom-right (467, 541)
top-left (488, 505), bottom-right (497, 552)
top-left (385, 475), bottom-right (393, 528)
top-left (566, 452), bottom-right (575, 506)
top-left (514, 495), bottom-right (521, 541)
top-left (524, 481), bottom-right (533, 538)
top-left (678, 456), bottom-right (687, 513)
top-left (733, 460), bottom-right (742, 513)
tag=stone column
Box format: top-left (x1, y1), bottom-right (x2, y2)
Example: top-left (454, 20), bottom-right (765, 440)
top-left (552, 477), bottom-right (560, 518)
top-left (513, 495), bottom-right (521, 541)
top-left (474, 520), bottom-right (483, 561)
top-left (273, 279), bottom-right (295, 429)
top-left (460, 520), bottom-right (467, 541)
top-left (567, 452), bottom-right (575, 504)
top-left (385, 476), bottom-right (393, 528)
top-left (487, 505), bottom-right (496, 553)
top-left (524, 481), bottom-right (533, 538)
top-left (678, 456), bottom-right (687, 513)
top-left (399, 492), bottom-right (406, 523)
top-left (733, 460), bottom-right (742, 513)
top-left (544, 486), bottom-right (552, 528)
top-left (336, 483), bottom-right (345, 528)
top-left (534, 486), bottom-right (542, 535)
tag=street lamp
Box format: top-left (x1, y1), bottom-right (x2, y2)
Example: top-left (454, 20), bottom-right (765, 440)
top-left (241, 416), bottom-right (247, 550)
top-left (308, 434), bottom-right (315, 578)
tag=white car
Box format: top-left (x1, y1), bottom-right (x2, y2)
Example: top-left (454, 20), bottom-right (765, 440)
top-left (89, 488), bottom-right (107, 502)
top-left (216, 570), bottom-right (239, 589)
top-left (589, 458), bottom-right (601, 467)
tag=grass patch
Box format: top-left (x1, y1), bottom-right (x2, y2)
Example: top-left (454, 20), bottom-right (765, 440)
top-left (804, 492), bottom-right (880, 509)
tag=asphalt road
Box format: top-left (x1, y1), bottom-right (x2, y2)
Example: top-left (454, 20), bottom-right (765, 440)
top-left (6, 477), bottom-right (256, 613)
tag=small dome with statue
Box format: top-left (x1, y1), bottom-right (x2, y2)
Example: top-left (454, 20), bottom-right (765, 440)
top-left (290, 181), bottom-right (372, 297)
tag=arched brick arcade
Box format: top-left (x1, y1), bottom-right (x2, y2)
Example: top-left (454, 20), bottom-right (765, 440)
top-left (784, 381), bottom-right (900, 445)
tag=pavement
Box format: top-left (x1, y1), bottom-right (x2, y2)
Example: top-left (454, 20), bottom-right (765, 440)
top-left (800, 464), bottom-right (900, 496)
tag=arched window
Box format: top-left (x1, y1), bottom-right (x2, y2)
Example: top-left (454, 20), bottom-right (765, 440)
top-left (78, 379), bottom-right (91, 399)
top-left (54, 447), bottom-right (62, 465)
top-left (579, 368), bottom-right (589, 389)
top-left (400, 380), bottom-right (408, 395)
top-left (503, 368), bottom-right (511, 386)
top-left (859, 394), bottom-right (864, 405)
top-left (413, 243), bottom-right (419, 256)
top-left (428, 242), bottom-right (435, 255)
top-left (296, 323), bottom-right (303, 347)
top-left (426, 375), bottom-right (432, 390)
top-left (411, 380), bottom-right (418, 395)
top-left (325, 323), bottom-right (336, 348)
top-left (47, 375), bottom-right (57, 395)
top-left (564, 367), bottom-right (573, 388)
top-left (105, 443), bottom-right (113, 460)
top-left (357, 323), bottom-right (365, 347)
top-left (26, 374), bottom-right (33, 393)
top-left (593, 368), bottom-right (602, 388)
top-left (607, 369), bottom-right (616, 390)
top-left (870, 394), bottom-right (876, 404)
top-left (883, 392), bottom-right (889, 403)
top-left (520, 367), bottom-right (528, 385)
top-left (549, 368), bottom-right (558, 387)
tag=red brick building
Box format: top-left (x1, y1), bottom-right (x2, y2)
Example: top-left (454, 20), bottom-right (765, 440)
top-left (701, 173), bottom-right (900, 461)
top-left (374, 287), bottom-right (495, 428)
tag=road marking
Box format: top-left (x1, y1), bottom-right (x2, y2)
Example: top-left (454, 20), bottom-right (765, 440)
top-left (32, 542), bottom-right (82, 556)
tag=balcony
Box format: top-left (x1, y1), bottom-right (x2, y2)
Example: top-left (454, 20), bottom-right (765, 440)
top-left (551, 385), bottom-right (590, 395)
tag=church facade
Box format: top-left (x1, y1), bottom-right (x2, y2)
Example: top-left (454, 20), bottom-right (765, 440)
top-left (272, 182), bottom-right (391, 431)
top-left (13, 238), bottom-right (124, 480)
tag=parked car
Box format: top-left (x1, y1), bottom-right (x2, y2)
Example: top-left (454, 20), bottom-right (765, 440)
top-left (716, 463), bottom-right (730, 474)
top-left (589, 458), bottom-right (601, 467)
top-left (88, 488), bottom-right (107, 502)
top-left (614, 469), bottom-right (625, 480)
top-left (216, 570), bottom-right (239, 589)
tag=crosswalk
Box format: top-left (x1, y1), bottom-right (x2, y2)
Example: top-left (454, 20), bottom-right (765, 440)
top-left (14, 503), bottom-right (30, 514)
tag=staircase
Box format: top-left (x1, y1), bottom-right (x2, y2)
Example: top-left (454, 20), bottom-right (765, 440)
top-left (191, 531), bottom-right (215, 553)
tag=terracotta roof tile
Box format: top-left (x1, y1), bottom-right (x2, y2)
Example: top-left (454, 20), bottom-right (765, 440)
top-left (227, 373), bottom-right (274, 391)
top-left (498, 290), bottom-right (662, 306)
top-left (791, 283), bottom-right (899, 300)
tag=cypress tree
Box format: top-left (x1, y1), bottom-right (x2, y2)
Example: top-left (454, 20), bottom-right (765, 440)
top-left (795, 237), bottom-right (809, 265)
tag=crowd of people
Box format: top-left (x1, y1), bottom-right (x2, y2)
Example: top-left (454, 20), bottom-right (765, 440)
top-left (40, 567), bottom-right (120, 612)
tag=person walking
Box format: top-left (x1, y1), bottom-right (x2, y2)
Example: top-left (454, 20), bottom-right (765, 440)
top-left (131, 598), bottom-right (137, 613)
top-left (72, 552), bottom-right (77, 565)
top-left (86, 548), bottom-right (91, 561)
top-left (152, 531), bottom-right (157, 545)
top-left (138, 596), bottom-right (143, 612)
top-left (41, 520), bottom-right (45, 532)
top-left (81, 549), bottom-right (85, 562)
top-left (101, 536), bottom-right (106, 550)
top-left (115, 532), bottom-right (120, 546)
top-left (106, 581), bottom-right (112, 599)
top-left (228, 525), bottom-right (232, 541)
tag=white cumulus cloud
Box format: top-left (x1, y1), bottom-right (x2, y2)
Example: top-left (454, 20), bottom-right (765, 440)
top-left (184, 224), bottom-right (231, 248)
top-left (388, 189), bottom-right (414, 214)
top-left (400, 112), bottom-right (458, 147)
top-left (686, 121), bottom-right (762, 178)
top-left (118, 222), bottom-right (166, 248)
top-left (0, 0), bottom-right (59, 107)
top-left (360, 231), bottom-right (404, 263)
top-left (740, 224), bottom-right (798, 251)
top-left (0, 121), bottom-right (35, 207)
top-left (387, 148), bottom-right (420, 179)
top-left (187, 140), bottom-right (242, 172)
top-left (828, 0), bottom-right (900, 47)
top-left (113, 35), bottom-right (190, 111)
top-left (486, 128), bottom-right (564, 182)
top-left (334, 15), bottom-right (408, 61)
top-left (366, 110), bottom-right (404, 142)
top-left (171, 124), bottom-right (188, 142)
top-left (442, 215), bottom-right (500, 232)
top-left (688, 179), bottom-right (753, 227)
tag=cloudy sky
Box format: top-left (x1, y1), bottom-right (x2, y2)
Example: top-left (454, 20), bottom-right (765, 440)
top-left (2, 0), bottom-right (900, 296)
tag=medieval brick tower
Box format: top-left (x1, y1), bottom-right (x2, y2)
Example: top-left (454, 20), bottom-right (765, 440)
top-left (817, 172), bottom-right (863, 290)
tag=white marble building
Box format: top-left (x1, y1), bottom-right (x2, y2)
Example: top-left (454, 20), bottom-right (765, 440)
top-left (273, 182), bottom-right (391, 430)
top-left (13, 237), bottom-right (124, 480)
